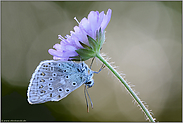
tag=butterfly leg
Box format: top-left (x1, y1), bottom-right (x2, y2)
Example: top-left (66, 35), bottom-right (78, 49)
top-left (90, 57), bottom-right (95, 69)
top-left (84, 84), bottom-right (93, 112)
top-left (90, 57), bottom-right (105, 74)
top-left (84, 85), bottom-right (89, 112)
top-left (93, 63), bottom-right (105, 74)
top-left (85, 85), bottom-right (93, 109)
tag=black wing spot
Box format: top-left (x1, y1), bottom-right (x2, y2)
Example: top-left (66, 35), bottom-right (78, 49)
top-left (58, 88), bottom-right (63, 92)
top-left (72, 82), bottom-right (77, 86)
top-left (52, 73), bottom-right (57, 77)
top-left (40, 72), bottom-right (45, 76)
top-left (40, 90), bottom-right (46, 94)
top-left (66, 89), bottom-right (70, 92)
top-left (65, 75), bottom-right (69, 79)
top-left (77, 68), bottom-right (81, 72)
top-left (39, 85), bottom-right (44, 89)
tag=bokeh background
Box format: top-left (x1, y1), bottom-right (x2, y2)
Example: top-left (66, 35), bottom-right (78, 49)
top-left (1, 1), bottom-right (182, 122)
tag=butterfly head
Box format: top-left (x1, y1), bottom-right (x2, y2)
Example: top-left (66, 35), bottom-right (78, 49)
top-left (85, 79), bottom-right (94, 88)
top-left (80, 62), bottom-right (94, 88)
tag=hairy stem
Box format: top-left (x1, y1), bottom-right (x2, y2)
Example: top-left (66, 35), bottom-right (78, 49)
top-left (96, 53), bottom-right (155, 122)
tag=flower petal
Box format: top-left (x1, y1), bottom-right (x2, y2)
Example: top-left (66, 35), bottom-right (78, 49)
top-left (88, 11), bottom-right (99, 32)
top-left (61, 51), bottom-right (78, 57)
top-left (63, 44), bottom-right (77, 52)
top-left (53, 43), bottom-right (62, 50)
top-left (101, 9), bottom-right (112, 31)
top-left (79, 17), bottom-right (94, 38)
top-left (73, 26), bottom-right (88, 44)
top-left (48, 49), bottom-right (63, 57)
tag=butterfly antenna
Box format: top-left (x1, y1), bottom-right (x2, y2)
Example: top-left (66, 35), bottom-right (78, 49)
top-left (90, 57), bottom-right (95, 69)
top-left (84, 85), bottom-right (89, 112)
top-left (86, 86), bottom-right (93, 109)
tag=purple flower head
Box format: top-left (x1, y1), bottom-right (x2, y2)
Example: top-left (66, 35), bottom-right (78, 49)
top-left (48, 9), bottom-right (112, 61)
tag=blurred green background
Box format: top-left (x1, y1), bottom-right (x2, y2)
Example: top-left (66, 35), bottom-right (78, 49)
top-left (1, 1), bottom-right (182, 122)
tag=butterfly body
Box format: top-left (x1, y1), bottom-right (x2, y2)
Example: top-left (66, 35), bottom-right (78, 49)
top-left (27, 60), bottom-right (94, 104)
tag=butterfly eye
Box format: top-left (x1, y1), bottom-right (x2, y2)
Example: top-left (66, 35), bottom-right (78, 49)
top-left (85, 80), bottom-right (94, 88)
top-left (86, 81), bottom-right (91, 84)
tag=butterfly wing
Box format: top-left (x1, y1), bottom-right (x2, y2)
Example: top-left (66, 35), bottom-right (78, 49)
top-left (27, 60), bottom-right (86, 104)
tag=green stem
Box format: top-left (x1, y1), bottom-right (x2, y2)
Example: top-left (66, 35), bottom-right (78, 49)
top-left (96, 53), bottom-right (155, 122)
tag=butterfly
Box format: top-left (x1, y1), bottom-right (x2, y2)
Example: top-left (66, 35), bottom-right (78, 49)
top-left (27, 60), bottom-right (104, 112)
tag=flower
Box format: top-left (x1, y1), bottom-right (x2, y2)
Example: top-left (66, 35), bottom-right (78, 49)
top-left (48, 9), bottom-right (112, 61)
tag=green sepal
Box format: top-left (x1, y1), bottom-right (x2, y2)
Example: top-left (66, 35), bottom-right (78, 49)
top-left (79, 41), bottom-right (91, 50)
top-left (75, 48), bottom-right (96, 60)
top-left (98, 28), bottom-right (102, 42)
top-left (97, 28), bottom-right (105, 50)
top-left (100, 30), bottom-right (105, 46)
top-left (87, 35), bottom-right (98, 51)
top-left (96, 30), bottom-right (99, 42)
